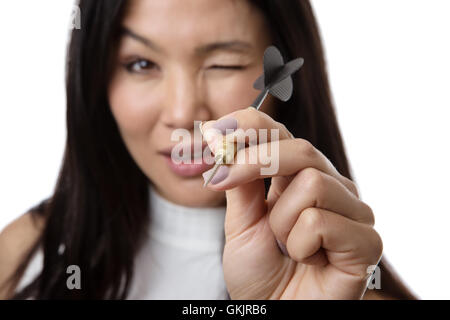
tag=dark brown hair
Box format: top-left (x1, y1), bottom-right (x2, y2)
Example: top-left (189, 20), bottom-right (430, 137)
top-left (4, 0), bottom-right (416, 299)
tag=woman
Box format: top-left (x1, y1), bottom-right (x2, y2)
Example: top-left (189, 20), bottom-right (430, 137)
top-left (0, 0), bottom-right (416, 299)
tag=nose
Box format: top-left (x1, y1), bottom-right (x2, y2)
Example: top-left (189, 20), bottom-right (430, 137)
top-left (159, 67), bottom-right (210, 130)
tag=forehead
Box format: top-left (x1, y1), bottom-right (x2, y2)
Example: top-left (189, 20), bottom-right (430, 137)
top-left (121, 0), bottom-right (270, 56)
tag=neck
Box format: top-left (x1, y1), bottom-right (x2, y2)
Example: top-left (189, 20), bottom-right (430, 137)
top-left (147, 183), bottom-right (227, 252)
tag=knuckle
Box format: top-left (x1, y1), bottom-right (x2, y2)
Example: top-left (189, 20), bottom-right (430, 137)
top-left (294, 138), bottom-right (316, 159)
top-left (361, 202), bottom-right (376, 226)
top-left (279, 121), bottom-right (289, 132)
top-left (238, 107), bottom-right (265, 129)
top-left (371, 230), bottom-right (384, 260)
top-left (280, 122), bottom-right (294, 139)
top-left (299, 207), bottom-right (324, 232)
top-left (297, 168), bottom-right (326, 195)
top-left (275, 121), bottom-right (290, 139)
top-left (364, 228), bottom-right (383, 263)
top-left (344, 177), bottom-right (359, 198)
top-left (244, 106), bottom-right (259, 120)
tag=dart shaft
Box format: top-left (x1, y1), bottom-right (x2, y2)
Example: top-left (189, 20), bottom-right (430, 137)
top-left (203, 159), bottom-right (223, 187)
top-left (250, 89), bottom-right (269, 110)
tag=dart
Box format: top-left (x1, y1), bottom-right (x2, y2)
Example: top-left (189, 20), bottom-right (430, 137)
top-left (203, 45), bottom-right (304, 187)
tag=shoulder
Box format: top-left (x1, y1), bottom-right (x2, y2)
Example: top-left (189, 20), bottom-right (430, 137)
top-left (0, 212), bottom-right (46, 299)
top-left (0, 212), bottom-right (45, 257)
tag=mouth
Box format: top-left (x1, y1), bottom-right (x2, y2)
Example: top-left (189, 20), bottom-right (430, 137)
top-left (158, 142), bottom-right (214, 178)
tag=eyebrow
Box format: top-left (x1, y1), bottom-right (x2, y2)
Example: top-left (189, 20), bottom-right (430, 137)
top-left (121, 26), bottom-right (253, 55)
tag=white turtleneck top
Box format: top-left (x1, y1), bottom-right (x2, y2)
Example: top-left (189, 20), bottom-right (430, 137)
top-left (15, 184), bottom-right (229, 299)
top-left (127, 184), bottom-right (228, 299)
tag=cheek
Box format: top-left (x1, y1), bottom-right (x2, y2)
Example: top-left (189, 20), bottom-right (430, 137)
top-left (108, 79), bottom-right (160, 139)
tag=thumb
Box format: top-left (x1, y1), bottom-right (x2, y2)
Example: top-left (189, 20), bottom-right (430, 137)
top-left (224, 178), bottom-right (267, 241)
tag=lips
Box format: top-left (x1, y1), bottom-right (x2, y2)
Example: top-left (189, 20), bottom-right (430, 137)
top-left (158, 142), bottom-right (214, 177)
top-left (158, 142), bottom-right (210, 159)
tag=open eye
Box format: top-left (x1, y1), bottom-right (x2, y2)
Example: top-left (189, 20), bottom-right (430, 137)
top-left (124, 58), bottom-right (157, 74)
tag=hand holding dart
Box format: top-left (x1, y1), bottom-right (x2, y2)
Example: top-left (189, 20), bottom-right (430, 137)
top-left (202, 45), bottom-right (304, 187)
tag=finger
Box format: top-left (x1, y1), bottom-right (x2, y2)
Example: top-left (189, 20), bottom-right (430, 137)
top-left (205, 138), bottom-right (358, 198)
top-left (266, 175), bottom-right (294, 213)
top-left (269, 167), bottom-right (375, 245)
top-left (201, 107), bottom-right (293, 153)
top-left (224, 179), bottom-right (268, 240)
top-left (286, 207), bottom-right (383, 279)
top-left (199, 109), bottom-right (292, 242)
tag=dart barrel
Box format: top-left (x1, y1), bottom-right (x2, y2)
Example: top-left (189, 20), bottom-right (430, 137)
top-left (214, 137), bottom-right (238, 165)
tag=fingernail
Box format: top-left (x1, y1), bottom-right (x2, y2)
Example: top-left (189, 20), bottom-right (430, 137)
top-left (201, 118), bottom-right (237, 154)
top-left (202, 165), bottom-right (229, 185)
top-left (276, 239), bottom-right (289, 257)
top-left (213, 117), bottom-right (238, 135)
top-left (202, 127), bottom-right (221, 153)
top-left (198, 121), bottom-right (205, 136)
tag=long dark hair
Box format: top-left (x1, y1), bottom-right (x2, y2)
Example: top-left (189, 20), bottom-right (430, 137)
top-left (6, 0), bottom-right (416, 299)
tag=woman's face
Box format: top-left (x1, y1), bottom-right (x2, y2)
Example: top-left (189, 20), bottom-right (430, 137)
top-left (108, 0), bottom-right (273, 207)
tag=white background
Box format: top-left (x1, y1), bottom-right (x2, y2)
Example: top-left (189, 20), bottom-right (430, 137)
top-left (0, 1), bottom-right (449, 299)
